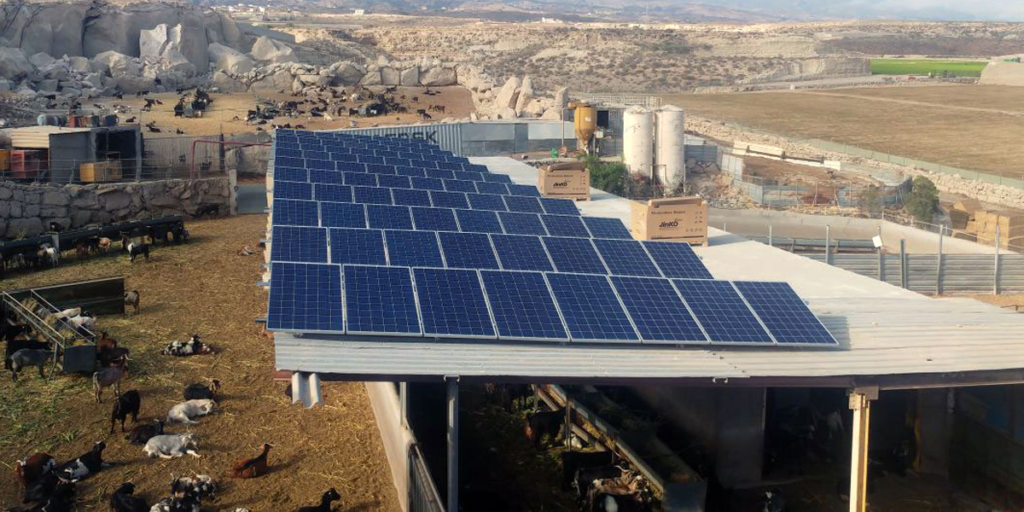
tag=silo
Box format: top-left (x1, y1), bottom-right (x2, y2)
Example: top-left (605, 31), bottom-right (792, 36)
top-left (655, 105), bottom-right (686, 191)
top-left (623, 106), bottom-right (654, 177)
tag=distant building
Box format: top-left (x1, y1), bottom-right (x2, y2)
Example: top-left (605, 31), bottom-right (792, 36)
top-left (353, 9), bottom-right (365, 15)
top-left (540, 17), bottom-right (564, 24)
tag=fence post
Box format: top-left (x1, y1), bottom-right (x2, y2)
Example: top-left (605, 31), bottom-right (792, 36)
top-left (936, 231), bottom-right (943, 296)
top-left (995, 226), bottom-right (1001, 295)
top-left (768, 225), bottom-right (773, 248)
top-left (825, 225), bottom-right (832, 265)
top-left (900, 240), bottom-right (907, 289)
top-left (878, 247), bottom-right (885, 282)
top-left (134, 131), bottom-right (143, 182)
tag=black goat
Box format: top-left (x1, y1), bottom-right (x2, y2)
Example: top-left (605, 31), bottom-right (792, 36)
top-left (111, 390), bottom-right (141, 434)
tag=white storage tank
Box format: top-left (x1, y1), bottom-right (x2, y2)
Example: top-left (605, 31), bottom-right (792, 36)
top-left (623, 106), bottom-right (654, 177)
top-left (655, 105), bottom-right (686, 191)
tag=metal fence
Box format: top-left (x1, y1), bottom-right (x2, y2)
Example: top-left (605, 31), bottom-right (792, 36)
top-left (569, 92), bottom-right (662, 108)
top-left (6, 157), bottom-right (229, 184)
top-left (806, 252), bottom-right (1024, 295)
top-left (726, 173), bottom-right (911, 208)
top-left (409, 444), bottom-right (445, 512)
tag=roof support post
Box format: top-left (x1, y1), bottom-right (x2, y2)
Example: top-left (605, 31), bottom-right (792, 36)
top-left (849, 387), bottom-right (878, 512)
top-left (446, 375), bottom-right (460, 512)
top-left (399, 381), bottom-right (409, 429)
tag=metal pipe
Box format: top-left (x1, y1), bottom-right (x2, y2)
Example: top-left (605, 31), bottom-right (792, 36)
top-left (849, 393), bottom-right (872, 512)
top-left (445, 376), bottom-right (459, 512)
top-left (995, 225), bottom-right (1001, 295)
top-left (937, 231), bottom-right (944, 295)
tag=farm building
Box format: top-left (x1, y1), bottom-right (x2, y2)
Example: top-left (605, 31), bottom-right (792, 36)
top-left (2, 125), bottom-right (142, 182)
top-left (263, 131), bottom-right (1024, 512)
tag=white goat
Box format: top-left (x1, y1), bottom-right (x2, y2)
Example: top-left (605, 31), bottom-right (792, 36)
top-left (167, 399), bottom-right (216, 425)
top-left (144, 434), bottom-right (201, 459)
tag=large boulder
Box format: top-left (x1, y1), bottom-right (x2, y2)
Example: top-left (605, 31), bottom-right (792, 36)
top-left (37, 79), bottom-right (58, 92)
top-left (251, 68), bottom-right (294, 91)
top-left (29, 52), bottom-right (56, 69)
top-left (380, 66), bottom-right (400, 86)
top-left (494, 76), bottom-right (521, 110)
top-left (420, 66), bottom-right (457, 86)
top-left (329, 61), bottom-right (365, 86)
top-left (515, 76), bottom-right (534, 113)
top-left (212, 70), bottom-right (248, 92)
top-left (139, 24), bottom-right (171, 59)
top-left (208, 43), bottom-right (255, 75)
top-left (93, 51), bottom-right (140, 77)
top-left (0, 48), bottom-right (34, 80)
top-left (400, 66), bottom-right (419, 86)
top-left (250, 36), bottom-right (294, 64)
top-left (553, 86), bottom-right (568, 109)
top-left (68, 56), bottom-right (90, 73)
top-left (360, 67), bottom-right (382, 86)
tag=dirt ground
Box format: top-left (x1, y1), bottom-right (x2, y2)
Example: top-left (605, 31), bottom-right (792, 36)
top-left (96, 86), bottom-right (473, 137)
top-left (741, 156), bottom-right (873, 187)
top-left (0, 215), bottom-right (400, 511)
top-left (965, 294), bottom-right (1024, 311)
top-left (663, 85), bottom-right (1024, 180)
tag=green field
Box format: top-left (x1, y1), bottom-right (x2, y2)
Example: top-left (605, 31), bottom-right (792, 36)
top-left (870, 59), bottom-right (988, 77)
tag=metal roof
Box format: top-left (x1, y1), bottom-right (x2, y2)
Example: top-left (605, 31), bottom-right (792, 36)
top-left (272, 157), bottom-right (1024, 387)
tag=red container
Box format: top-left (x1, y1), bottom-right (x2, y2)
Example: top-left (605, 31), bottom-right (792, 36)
top-left (10, 150), bottom-right (46, 179)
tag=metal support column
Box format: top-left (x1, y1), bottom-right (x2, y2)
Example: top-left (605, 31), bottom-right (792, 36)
top-left (768, 225), bottom-right (773, 248)
top-left (826, 225), bottom-right (832, 265)
top-left (995, 226), bottom-right (1001, 295)
top-left (849, 388), bottom-right (877, 512)
top-left (446, 376), bottom-right (459, 512)
top-left (900, 240), bottom-right (907, 289)
top-left (936, 232), bottom-right (943, 295)
top-left (399, 382), bottom-right (409, 428)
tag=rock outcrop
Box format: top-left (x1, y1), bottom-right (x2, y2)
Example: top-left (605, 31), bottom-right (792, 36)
top-left (250, 36), bottom-right (294, 64)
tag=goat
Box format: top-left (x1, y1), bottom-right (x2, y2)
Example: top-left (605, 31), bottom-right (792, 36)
top-left (97, 237), bottom-right (112, 253)
top-left (167, 399), bottom-right (216, 425)
top-left (297, 488), bottom-right (341, 512)
top-left (574, 465), bottom-right (624, 501)
top-left (144, 433), bottom-right (201, 459)
top-left (110, 390), bottom-right (141, 433)
top-left (524, 408), bottom-right (565, 447)
top-left (110, 482), bottom-right (148, 512)
top-left (19, 476), bottom-right (75, 509)
top-left (124, 290), bottom-right (140, 314)
top-left (162, 334), bottom-right (213, 356)
top-left (55, 441), bottom-right (108, 482)
top-left (92, 361), bottom-right (128, 403)
top-left (126, 419), bottom-right (164, 445)
top-left (184, 379), bottom-right (221, 402)
top-left (125, 241), bottom-right (149, 262)
top-left (98, 346), bottom-right (130, 368)
top-left (9, 349), bottom-right (53, 382)
top-left (150, 494), bottom-right (201, 512)
top-left (66, 312), bottom-right (96, 332)
top-left (228, 443), bottom-right (272, 479)
top-left (194, 204), bottom-right (221, 218)
top-left (76, 243), bottom-right (89, 260)
top-left (561, 450), bottom-right (615, 490)
top-left (170, 474), bottom-right (217, 501)
top-left (15, 453), bottom-right (55, 489)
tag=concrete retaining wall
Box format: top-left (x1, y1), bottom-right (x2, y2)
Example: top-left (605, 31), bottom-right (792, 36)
top-left (0, 177), bottom-right (230, 238)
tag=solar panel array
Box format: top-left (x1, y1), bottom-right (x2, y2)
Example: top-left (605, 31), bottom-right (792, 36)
top-left (267, 130), bottom-right (837, 348)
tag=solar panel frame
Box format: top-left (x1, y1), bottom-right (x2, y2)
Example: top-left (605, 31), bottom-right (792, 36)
top-left (270, 226), bottom-right (329, 263)
top-left (732, 281), bottom-right (838, 346)
top-left (366, 204), bottom-right (414, 230)
top-left (480, 270), bottom-right (568, 342)
top-left (498, 212), bottom-right (548, 236)
top-left (546, 273), bottom-right (640, 343)
top-left (491, 234), bottom-right (554, 272)
top-left (272, 199), bottom-right (320, 227)
top-left (411, 207), bottom-right (460, 232)
top-left (438, 231), bottom-right (500, 269)
top-left (413, 268), bottom-right (496, 339)
top-left (642, 241), bottom-right (714, 280)
top-left (320, 202), bottom-right (366, 229)
top-left (454, 209), bottom-right (503, 234)
top-left (343, 265), bottom-right (422, 336)
top-left (593, 239), bottom-right (662, 277)
top-left (542, 237), bottom-right (608, 275)
top-left (582, 217), bottom-right (633, 240)
top-left (673, 279), bottom-right (773, 345)
top-left (385, 230), bottom-right (444, 268)
top-left (611, 276), bottom-right (709, 344)
top-left (329, 228), bottom-right (387, 265)
top-left (267, 262), bottom-right (343, 334)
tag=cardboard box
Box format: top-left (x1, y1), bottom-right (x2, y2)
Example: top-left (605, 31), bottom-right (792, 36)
top-left (631, 196), bottom-right (708, 245)
top-left (539, 162), bottom-right (590, 200)
top-left (80, 161), bottom-right (122, 182)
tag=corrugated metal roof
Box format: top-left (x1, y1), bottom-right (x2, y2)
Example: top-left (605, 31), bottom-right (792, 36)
top-left (272, 156), bottom-right (1024, 384)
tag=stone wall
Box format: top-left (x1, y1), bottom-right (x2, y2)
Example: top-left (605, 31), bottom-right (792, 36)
top-left (0, 178), bottom-right (230, 239)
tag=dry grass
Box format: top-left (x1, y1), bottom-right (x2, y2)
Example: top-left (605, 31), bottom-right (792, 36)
top-left (0, 215), bottom-right (399, 511)
top-left (663, 85), bottom-right (1024, 179)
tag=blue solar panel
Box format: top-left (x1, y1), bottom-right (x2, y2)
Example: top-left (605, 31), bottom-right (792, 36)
top-left (426, 169), bottom-right (456, 181)
top-left (439, 232), bottom-right (499, 269)
top-left (413, 268), bottom-right (495, 338)
top-left (273, 199), bottom-right (320, 227)
top-left (366, 205), bottom-right (413, 230)
top-left (315, 184), bottom-right (353, 204)
top-left (507, 184), bottom-right (540, 197)
top-left (338, 162), bottom-right (366, 173)
top-left (732, 282), bottom-right (837, 346)
top-left (455, 209), bottom-right (503, 234)
top-left (392, 188), bottom-right (432, 207)
top-left (385, 158), bottom-right (411, 167)
top-left (397, 166), bottom-right (427, 178)
top-left (491, 235), bottom-right (553, 272)
top-left (430, 191), bottom-right (470, 210)
top-left (540, 198), bottom-right (580, 216)
top-left (454, 171), bottom-right (484, 182)
top-left (332, 153), bottom-right (358, 163)
top-left (358, 155), bottom-right (384, 165)
top-left (309, 170), bottom-right (344, 185)
top-left (643, 241), bottom-right (713, 280)
top-left (410, 159), bottom-right (437, 169)
top-left (307, 159), bottom-right (334, 171)
top-left (480, 271), bottom-right (567, 341)
top-left (385, 230), bottom-right (444, 267)
top-left (467, 193), bottom-right (507, 212)
top-left (378, 174), bottom-right (412, 189)
top-left (412, 177), bottom-right (445, 191)
top-left (344, 265), bottom-right (421, 335)
top-left (275, 156), bottom-right (304, 168)
top-left (611, 276), bottom-right (707, 343)
top-left (274, 167), bottom-right (308, 183)
top-left (548, 273), bottom-right (639, 342)
top-left (305, 150), bottom-right (330, 161)
top-left (498, 212), bottom-right (547, 236)
top-left (271, 226), bottom-right (328, 263)
top-left (583, 217), bottom-right (632, 240)
top-left (542, 237), bottom-right (607, 274)
top-left (353, 186), bottom-right (393, 205)
top-left (329, 228), bottom-right (386, 265)
top-left (541, 215), bottom-right (590, 238)
top-left (345, 172), bottom-right (378, 187)
top-left (594, 239), bottom-right (661, 277)
top-left (673, 280), bottom-right (772, 344)
top-left (267, 263), bottom-right (343, 333)
top-left (366, 163), bottom-right (396, 175)
top-left (412, 207), bottom-right (459, 232)
top-left (320, 202), bottom-right (366, 229)
top-left (503, 195), bottom-right (544, 214)
top-left (475, 182), bottom-right (508, 195)
top-left (443, 179), bottom-right (477, 193)
top-left (483, 174), bottom-right (513, 184)
top-left (274, 181), bottom-right (313, 200)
